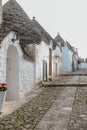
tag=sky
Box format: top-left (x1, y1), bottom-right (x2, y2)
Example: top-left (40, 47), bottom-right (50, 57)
top-left (2, 0), bottom-right (87, 58)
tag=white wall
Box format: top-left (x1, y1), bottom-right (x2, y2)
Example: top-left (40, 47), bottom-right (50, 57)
top-left (35, 41), bottom-right (50, 83)
top-left (78, 63), bottom-right (87, 69)
top-left (19, 56), bottom-right (35, 97)
top-left (0, 31), bottom-right (35, 100)
top-left (35, 41), bottom-right (62, 83)
top-left (53, 46), bottom-right (62, 77)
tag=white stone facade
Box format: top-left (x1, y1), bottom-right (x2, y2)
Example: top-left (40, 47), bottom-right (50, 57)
top-left (0, 32), bottom-right (35, 100)
top-left (35, 41), bottom-right (51, 84)
top-left (35, 41), bottom-right (62, 84)
top-left (53, 46), bottom-right (62, 76)
top-left (0, 32), bottom-right (62, 100)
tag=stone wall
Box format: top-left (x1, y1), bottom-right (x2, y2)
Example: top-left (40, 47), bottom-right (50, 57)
top-left (35, 41), bottom-right (53, 84)
top-left (19, 57), bottom-right (35, 98)
top-left (0, 31), bottom-right (35, 100)
top-left (35, 41), bottom-right (62, 84)
top-left (0, 0), bottom-right (2, 25)
top-left (35, 41), bottom-right (50, 84)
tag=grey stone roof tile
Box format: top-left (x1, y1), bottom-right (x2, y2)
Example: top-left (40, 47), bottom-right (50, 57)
top-left (0, 0), bottom-right (42, 59)
top-left (32, 18), bottom-right (57, 49)
top-left (32, 18), bottom-right (52, 42)
top-left (54, 34), bottom-right (65, 47)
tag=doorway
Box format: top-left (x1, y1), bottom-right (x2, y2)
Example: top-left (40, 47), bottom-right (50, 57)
top-left (6, 45), bottom-right (19, 100)
top-left (43, 60), bottom-right (47, 82)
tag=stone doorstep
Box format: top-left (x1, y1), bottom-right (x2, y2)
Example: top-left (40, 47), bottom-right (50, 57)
top-left (60, 72), bottom-right (87, 76)
top-left (61, 74), bottom-right (87, 76)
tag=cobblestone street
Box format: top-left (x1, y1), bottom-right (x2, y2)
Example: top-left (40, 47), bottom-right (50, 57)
top-left (0, 69), bottom-right (87, 130)
top-left (0, 87), bottom-right (64, 130)
top-left (68, 87), bottom-right (87, 130)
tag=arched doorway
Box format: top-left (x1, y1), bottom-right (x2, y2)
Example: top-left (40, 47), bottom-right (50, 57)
top-left (6, 45), bottom-right (19, 101)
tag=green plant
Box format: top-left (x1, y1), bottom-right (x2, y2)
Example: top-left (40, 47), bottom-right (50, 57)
top-left (49, 76), bottom-right (52, 81)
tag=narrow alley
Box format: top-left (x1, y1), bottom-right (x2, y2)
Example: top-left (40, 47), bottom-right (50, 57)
top-left (0, 69), bottom-right (87, 130)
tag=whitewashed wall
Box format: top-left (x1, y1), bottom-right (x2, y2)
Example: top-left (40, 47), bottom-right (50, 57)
top-left (78, 63), bottom-right (87, 69)
top-left (57, 47), bottom-right (62, 75)
top-left (35, 41), bottom-right (56, 84)
top-left (35, 41), bottom-right (62, 84)
top-left (35, 41), bottom-right (51, 84)
top-left (0, 32), bottom-right (35, 100)
top-left (53, 46), bottom-right (62, 77)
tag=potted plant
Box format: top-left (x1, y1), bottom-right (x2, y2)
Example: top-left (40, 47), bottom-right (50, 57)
top-left (0, 83), bottom-right (7, 113)
top-left (49, 75), bottom-right (52, 81)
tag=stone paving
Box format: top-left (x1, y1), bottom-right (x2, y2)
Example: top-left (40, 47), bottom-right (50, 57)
top-left (43, 74), bottom-right (87, 86)
top-left (79, 76), bottom-right (87, 84)
top-left (62, 69), bottom-right (87, 76)
top-left (0, 87), bottom-right (64, 130)
top-left (35, 87), bottom-right (77, 130)
top-left (0, 87), bottom-right (44, 118)
top-left (0, 69), bottom-right (87, 130)
top-left (68, 87), bottom-right (87, 130)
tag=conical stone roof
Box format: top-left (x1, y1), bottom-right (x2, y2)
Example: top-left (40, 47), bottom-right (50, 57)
top-left (0, 0), bottom-right (41, 45)
top-left (32, 18), bottom-right (53, 43)
top-left (32, 18), bottom-right (57, 49)
top-left (54, 33), bottom-right (65, 47)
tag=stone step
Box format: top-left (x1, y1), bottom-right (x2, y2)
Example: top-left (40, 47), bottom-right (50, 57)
top-left (42, 83), bottom-right (87, 87)
top-left (60, 74), bottom-right (87, 76)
